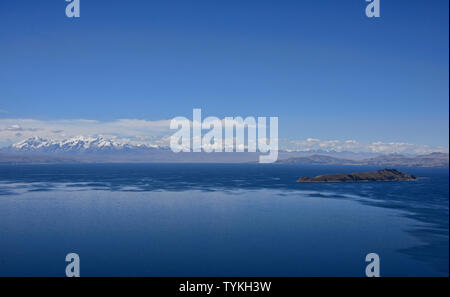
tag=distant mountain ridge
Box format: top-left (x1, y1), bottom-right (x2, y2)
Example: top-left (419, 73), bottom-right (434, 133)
top-left (277, 153), bottom-right (449, 167)
top-left (0, 137), bottom-right (448, 166)
top-left (0, 136), bottom-right (257, 163)
top-left (7, 136), bottom-right (160, 153)
top-left (364, 152), bottom-right (449, 167)
top-left (275, 154), bottom-right (357, 165)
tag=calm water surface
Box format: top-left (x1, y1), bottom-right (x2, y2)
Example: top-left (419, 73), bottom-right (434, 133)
top-left (0, 164), bottom-right (448, 276)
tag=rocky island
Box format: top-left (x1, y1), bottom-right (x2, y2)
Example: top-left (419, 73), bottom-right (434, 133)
top-left (298, 169), bottom-right (417, 182)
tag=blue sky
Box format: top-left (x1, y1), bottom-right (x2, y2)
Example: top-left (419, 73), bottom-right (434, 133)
top-left (0, 0), bottom-right (448, 149)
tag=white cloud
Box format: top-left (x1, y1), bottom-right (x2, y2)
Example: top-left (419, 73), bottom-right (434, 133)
top-left (0, 118), bottom-right (171, 146)
top-left (285, 138), bottom-right (448, 155)
top-left (0, 118), bottom-right (447, 155)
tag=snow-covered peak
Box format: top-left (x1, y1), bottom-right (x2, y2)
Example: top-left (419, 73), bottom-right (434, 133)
top-left (12, 136), bottom-right (52, 150)
top-left (10, 136), bottom-right (160, 153)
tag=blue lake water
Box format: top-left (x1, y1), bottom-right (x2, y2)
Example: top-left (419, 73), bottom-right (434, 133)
top-left (0, 164), bottom-right (448, 276)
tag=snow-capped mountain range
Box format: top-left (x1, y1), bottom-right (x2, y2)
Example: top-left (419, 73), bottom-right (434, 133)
top-left (6, 136), bottom-right (161, 153)
top-left (1, 136), bottom-right (448, 166)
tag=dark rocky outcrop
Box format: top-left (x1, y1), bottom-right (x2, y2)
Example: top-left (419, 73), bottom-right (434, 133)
top-left (298, 169), bottom-right (417, 182)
